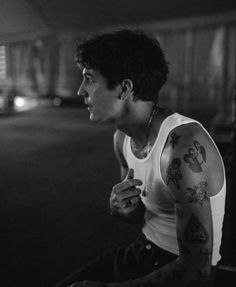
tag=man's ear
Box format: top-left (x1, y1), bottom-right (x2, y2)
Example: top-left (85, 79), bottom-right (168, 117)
top-left (118, 79), bottom-right (133, 100)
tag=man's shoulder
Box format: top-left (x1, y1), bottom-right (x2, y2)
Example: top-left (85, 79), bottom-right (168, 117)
top-left (113, 129), bottom-right (126, 144)
top-left (167, 121), bottom-right (210, 148)
top-left (174, 120), bottom-right (200, 134)
top-left (113, 129), bottom-right (129, 168)
top-left (161, 121), bottom-right (215, 165)
top-left (113, 129), bottom-right (127, 153)
top-left (163, 121), bottom-right (221, 170)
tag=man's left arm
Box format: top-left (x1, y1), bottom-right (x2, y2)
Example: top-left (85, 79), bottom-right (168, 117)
top-left (120, 126), bottom-right (214, 287)
top-left (70, 126), bottom-right (216, 287)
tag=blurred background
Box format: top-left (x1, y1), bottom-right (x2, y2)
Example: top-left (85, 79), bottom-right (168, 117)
top-left (0, 0), bottom-right (235, 286)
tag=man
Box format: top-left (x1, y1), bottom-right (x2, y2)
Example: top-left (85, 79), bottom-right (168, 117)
top-left (56, 29), bottom-right (226, 287)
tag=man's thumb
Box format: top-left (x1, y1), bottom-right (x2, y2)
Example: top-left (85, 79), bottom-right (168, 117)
top-left (126, 168), bottom-right (134, 180)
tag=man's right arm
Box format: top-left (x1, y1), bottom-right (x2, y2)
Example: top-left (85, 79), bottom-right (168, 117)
top-left (111, 130), bottom-right (145, 223)
top-left (113, 129), bottom-right (129, 180)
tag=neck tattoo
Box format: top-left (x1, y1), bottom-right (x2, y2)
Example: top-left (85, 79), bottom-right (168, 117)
top-left (131, 104), bottom-right (159, 159)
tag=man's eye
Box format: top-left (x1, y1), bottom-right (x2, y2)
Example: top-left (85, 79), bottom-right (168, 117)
top-left (85, 76), bottom-right (93, 83)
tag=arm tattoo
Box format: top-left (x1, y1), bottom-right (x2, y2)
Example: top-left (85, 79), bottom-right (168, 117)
top-left (184, 214), bottom-right (209, 244)
top-left (176, 207), bottom-right (184, 219)
top-left (187, 181), bottom-right (209, 206)
top-left (166, 158), bottom-right (182, 190)
top-left (170, 132), bottom-right (181, 148)
top-left (183, 140), bottom-right (206, 172)
top-left (199, 248), bottom-right (212, 267)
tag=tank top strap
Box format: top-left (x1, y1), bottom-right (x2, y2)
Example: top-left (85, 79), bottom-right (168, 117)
top-left (122, 113), bottom-right (199, 163)
top-left (152, 112), bottom-right (199, 157)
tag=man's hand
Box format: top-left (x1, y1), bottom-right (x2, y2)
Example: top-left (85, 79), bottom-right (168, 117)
top-left (110, 168), bottom-right (144, 222)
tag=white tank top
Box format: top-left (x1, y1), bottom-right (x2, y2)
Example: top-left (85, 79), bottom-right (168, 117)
top-left (123, 113), bottom-right (226, 265)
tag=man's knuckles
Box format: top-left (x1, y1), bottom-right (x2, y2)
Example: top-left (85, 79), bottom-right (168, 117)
top-left (114, 180), bottom-right (142, 193)
top-left (126, 179), bottom-right (143, 187)
top-left (116, 188), bottom-right (141, 202)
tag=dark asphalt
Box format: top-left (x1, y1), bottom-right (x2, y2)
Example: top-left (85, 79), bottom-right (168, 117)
top-left (0, 107), bottom-right (140, 287)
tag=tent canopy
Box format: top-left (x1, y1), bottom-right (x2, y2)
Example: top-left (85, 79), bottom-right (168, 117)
top-left (0, 0), bottom-right (235, 41)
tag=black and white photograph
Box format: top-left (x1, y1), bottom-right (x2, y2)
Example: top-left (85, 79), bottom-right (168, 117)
top-left (0, 1), bottom-right (235, 286)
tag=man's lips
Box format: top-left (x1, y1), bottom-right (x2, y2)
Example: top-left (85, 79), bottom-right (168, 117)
top-left (85, 103), bottom-right (92, 111)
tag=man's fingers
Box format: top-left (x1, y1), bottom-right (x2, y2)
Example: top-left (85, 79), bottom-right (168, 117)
top-left (115, 188), bottom-right (141, 202)
top-left (110, 168), bottom-right (143, 212)
top-left (113, 194), bottom-right (141, 209)
top-left (114, 179), bottom-right (142, 192)
top-left (125, 196), bottom-right (141, 207)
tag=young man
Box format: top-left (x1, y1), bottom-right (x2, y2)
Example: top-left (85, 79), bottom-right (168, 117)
top-left (56, 30), bottom-right (226, 287)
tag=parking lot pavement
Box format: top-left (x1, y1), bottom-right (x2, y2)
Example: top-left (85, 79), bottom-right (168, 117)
top-left (0, 106), bottom-right (140, 287)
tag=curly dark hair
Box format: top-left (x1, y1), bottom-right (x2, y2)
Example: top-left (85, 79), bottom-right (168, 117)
top-left (75, 29), bottom-right (168, 103)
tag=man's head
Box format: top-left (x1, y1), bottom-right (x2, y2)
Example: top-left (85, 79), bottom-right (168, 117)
top-left (75, 29), bottom-right (168, 104)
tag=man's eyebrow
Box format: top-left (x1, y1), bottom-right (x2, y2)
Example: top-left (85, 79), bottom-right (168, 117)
top-left (83, 70), bottom-right (94, 77)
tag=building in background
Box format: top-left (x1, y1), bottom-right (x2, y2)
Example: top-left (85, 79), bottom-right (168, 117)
top-left (0, 1), bottom-right (234, 129)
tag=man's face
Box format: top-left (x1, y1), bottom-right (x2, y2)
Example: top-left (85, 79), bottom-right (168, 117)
top-left (78, 67), bottom-right (121, 122)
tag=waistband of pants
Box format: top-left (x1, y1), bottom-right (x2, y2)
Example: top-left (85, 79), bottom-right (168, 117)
top-left (139, 233), bottom-right (219, 269)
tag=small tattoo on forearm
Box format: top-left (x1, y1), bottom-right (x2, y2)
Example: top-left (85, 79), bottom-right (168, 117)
top-left (170, 132), bottom-right (181, 149)
top-left (183, 140), bottom-right (206, 173)
top-left (200, 248), bottom-right (212, 267)
top-left (187, 181), bottom-right (209, 206)
top-left (166, 158), bottom-right (182, 189)
top-left (184, 214), bottom-right (209, 244)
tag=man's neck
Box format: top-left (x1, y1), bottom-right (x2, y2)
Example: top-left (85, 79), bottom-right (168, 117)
top-left (116, 102), bottom-right (152, 143)
top-left (116, 102), bottom-right (168, 147)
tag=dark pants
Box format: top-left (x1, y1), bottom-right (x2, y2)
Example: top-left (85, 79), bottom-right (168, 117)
top-left (54, 233), bottom-right (178, 287)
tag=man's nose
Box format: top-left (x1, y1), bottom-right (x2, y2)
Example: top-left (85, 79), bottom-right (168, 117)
top-left (77, 88), bottom-right (82, 97)
top-left (77, 85), bottom-right (88, 98)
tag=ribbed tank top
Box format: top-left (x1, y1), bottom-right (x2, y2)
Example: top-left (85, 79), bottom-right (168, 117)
top-left (123, 113), bottom-right (226, 265)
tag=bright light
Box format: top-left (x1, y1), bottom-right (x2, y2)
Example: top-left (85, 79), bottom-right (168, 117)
top-left (14, 96), bottom-right (25, 108)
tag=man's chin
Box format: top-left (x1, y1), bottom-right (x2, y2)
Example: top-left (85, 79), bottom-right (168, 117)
top-left (89, 113), bottom-right (100, 122)
top-left (89, 114), bottom-right (110, 124)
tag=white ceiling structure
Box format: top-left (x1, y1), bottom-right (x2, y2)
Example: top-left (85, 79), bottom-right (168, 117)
top-left (0, 0), bottom-right (235, 42)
